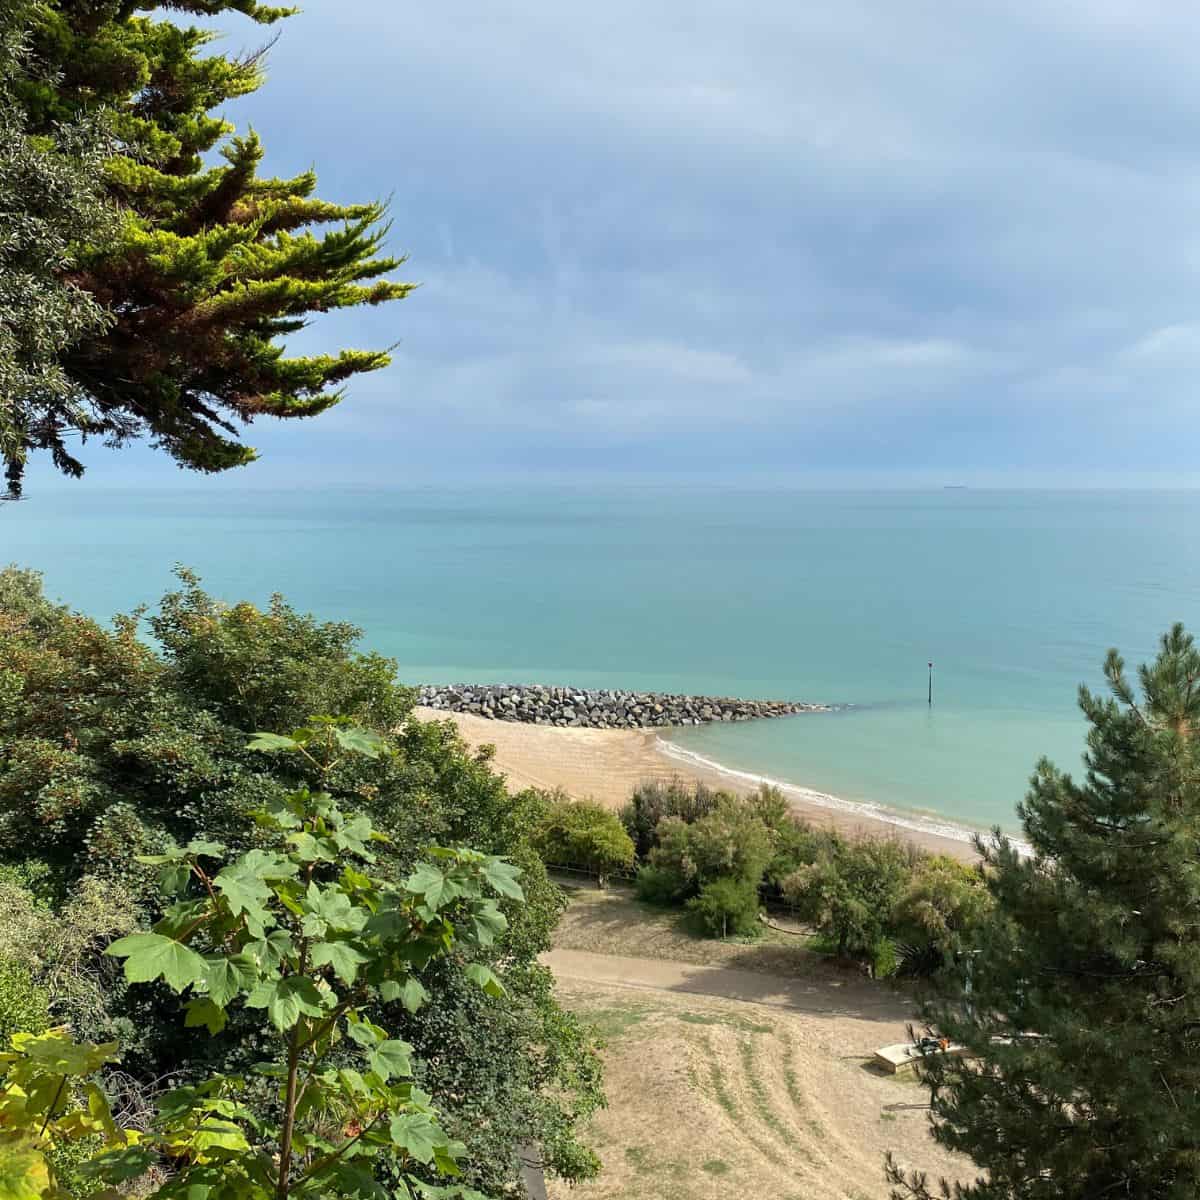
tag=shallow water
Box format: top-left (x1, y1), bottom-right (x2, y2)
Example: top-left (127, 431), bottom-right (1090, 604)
top-left (6, 485), bottom-right (1198, 836)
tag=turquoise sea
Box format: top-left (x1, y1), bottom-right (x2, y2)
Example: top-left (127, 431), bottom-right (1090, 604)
top-left (6, 486), bottom-right (1200, 841)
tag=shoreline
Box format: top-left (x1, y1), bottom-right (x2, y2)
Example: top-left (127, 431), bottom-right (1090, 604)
top-left (414, 706), bottom-right (1017, 863)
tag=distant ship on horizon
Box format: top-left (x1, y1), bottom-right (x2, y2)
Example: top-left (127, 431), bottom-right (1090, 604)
top-left (943, 484), bottom-right (969, 490)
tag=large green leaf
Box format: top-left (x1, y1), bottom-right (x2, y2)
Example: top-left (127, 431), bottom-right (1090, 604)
top-left (203, 954), bottom-right (259, 1007)
top-left (0, 1134), bottom-right (51, 1200)
top-left (368, 1039), bottom-right (413, 1081)
top-left (245, 976), bottom-right (326, 1031)
top-left (310, 941), bottom-right (369, 985)
top-left (246, 929), bottom-right (294, 972)
top-left (331, 725), bottom-right (386, 758)
top-left (105, 933), bottom-right (209, 994)
top-left (388, 1111), bottom-right (442, 1164)
top-left (463, 963), bottom-right (506, 999)
top-left (380, 977), bottom-right (428, 1013)
top-left (246, 732), bottom-right (301, 753)
top-left (11, 1030), bottom-right (119, 1077)
top-left (483, 858), bottom-right (525, 901)
top-left (184, 997), bottom-right (228, 1035)
top-left (403, 863), bottom-right (447, 909)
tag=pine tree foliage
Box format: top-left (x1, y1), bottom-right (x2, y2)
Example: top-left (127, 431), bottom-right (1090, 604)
top-left (889, 625), bottom-right (1200, 1200)
top-left (9, 0), bottom-right (413, 492)
top-left (0, 0), bottom-right (114, 498)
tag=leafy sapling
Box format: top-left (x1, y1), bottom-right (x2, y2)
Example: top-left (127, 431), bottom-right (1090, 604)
top-left (96, 719), bottom-right (524, 1199)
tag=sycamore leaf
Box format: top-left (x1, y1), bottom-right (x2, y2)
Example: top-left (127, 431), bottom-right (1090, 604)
top-left (134, 848), bottom-right (184, 866)
top-left (382, 977), bottom-right (428, 1013)
top-left (470, 904), bottom-right (507, 947)
top-left (184, 998), bottom-right (227, 1035)
top-left (10, 1030), bottom-right (119, 1077)
top-left (0, 1134), bottom-right (51, 1199)
top-left (483, 858), bottom-right (524, 901)
top-left (388, 1111), bottom-right (441, 1163)
top-left (345, 1015), bottom-right (384, 1048)
top-left (183, 1118), bottom-right (250, 1154)
top-left (245, 976), bottom-right (326, 1031)
top-left (214, 864), bottom-right (275, 937)
top-left (203, 955), bottom-right (258, 1007)
top-left (246, 732), bottom-right (301, 753)
top-left (158, 863), bottom-right (192, 897)
top-left (310, 941), bottom-right (369, 985)
top-left (368, 1039), bottom-right (413, 1081)
top-left (105, 933), bottom-right (208, 994)
top-left (463, 962), bottom-right (506, 999)
top-left (401, 977), bottom-right (429, 1013)
top-left (246, 929), bottom-right (293, 972)
top-left (184, 839), bottom-right (226, 857)
top-left (287, 831), bottom-right (335, 863)
top-left (331, 725), bottom-right (386, 758)
top-left (404, 863), bottom-right (446, 909)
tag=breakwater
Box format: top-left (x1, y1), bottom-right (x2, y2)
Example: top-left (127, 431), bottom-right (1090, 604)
top-left (416, 684), bottom-right (826, 729)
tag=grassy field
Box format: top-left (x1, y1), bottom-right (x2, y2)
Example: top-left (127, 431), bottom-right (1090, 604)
top-left (546, 884), bottom-right (972, 1200)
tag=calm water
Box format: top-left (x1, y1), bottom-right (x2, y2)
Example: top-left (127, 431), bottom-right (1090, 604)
top-left (6, 486), bottom-right (1200, 836)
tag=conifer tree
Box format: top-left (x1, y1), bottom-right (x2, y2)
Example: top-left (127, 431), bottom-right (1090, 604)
top-left (889, 625), bottom-right (1200, 1200)
top-left (0, 0), bottom-right (113, 497)
top-left (7, 0), bottom-right (413, 493)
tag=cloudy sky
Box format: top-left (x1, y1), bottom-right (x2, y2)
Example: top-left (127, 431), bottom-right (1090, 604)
top-left (41, 0), bottom-right (1200, 487)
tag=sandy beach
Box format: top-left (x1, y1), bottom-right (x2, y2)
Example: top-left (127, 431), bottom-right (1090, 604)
top-left (413, 706), bottom-right (980, 862)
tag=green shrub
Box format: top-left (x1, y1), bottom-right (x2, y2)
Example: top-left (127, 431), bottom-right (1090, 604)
top-left (634, 863), bottom-right (687, 906)
top-left (782, 835), bottom-right (918, 961)
top-left (870, 937), bottom-right (900, 980)
top-left (0, 956), bottom-right (49, 1044)
top-left (891, 853), bottom-right (992, 973)
top-left (687, 876), bottom-right (762, 938)
top-left (619, 778), bottom-right (725, 858)
top-left (645, 798), bottom-right (773, 899)
top-left (532, 792), bottom-right (636, 884)
top-left (0, 568), bottom-right (605, 1194)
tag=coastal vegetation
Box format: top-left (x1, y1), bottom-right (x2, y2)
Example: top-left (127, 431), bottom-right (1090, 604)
top-left (0, 567), bottom-right (603, 1197)
top-left (596, 779), bottom-right (991, 979)
top-left (1, 0), bottom-right (412, 497)
top-left (889, 625), bottom-right (1200, 1199)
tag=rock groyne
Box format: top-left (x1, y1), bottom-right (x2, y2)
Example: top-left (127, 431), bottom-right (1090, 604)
top-left (416, 684), bottom-right (826, 729)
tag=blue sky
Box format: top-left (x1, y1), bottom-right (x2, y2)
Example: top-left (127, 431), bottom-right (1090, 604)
top-left (34, 0), bottom-right (1200, 488)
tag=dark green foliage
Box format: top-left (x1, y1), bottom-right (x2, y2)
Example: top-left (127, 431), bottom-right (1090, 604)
top-left (890, 853), bottom-right (992, 972)
top-left (0, 566), bottom-right (602, 1195)
top-left (10, 1), bottom-right (413, 492)
top-left (890, 625), bottom-right (1200, 1200)
top-left (0, 0), bottom-right (114, 497)
top-left (782, 833), bottom-right (918, 962)
top-left (644, 797), bottom-right (773, 898)
top-left (532, 791), bottom-right (636, 884)
top-left (687, 876), bottom-right (761, 939)
top-left (620, 777), bottom-right (722, 858)
top-left (634, 862), bottom-right (686, 906)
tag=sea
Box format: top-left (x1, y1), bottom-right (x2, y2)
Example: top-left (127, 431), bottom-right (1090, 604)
top-left (6, 485), bottom-right (1199, 845)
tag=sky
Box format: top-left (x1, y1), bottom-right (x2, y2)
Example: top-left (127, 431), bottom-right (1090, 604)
top-left (29, 0), bottom-right (1200, 488)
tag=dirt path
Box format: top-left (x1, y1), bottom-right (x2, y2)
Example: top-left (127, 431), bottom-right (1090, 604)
top-left (543, 948), bottom-right (912, 1022)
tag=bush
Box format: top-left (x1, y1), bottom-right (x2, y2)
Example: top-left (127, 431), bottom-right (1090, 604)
top-left (891, 853), bottom-right (992, 973)
top-left (687, 876), bottom-right (762, 938)
top-left (0, 567), bottom-right (604, 1195)
top-left (645, 797), bottom-right (773, 899)
top-left (782, 835), bottom-right (918, 961)
top-left (532, 792), bottom-right (636, 885)
top-left (619, 778), bottom-right (724, 858)
top-left (634, 862), bottom-right (687, 906)
top-left (0, 957), bottom-right (48, 1044)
